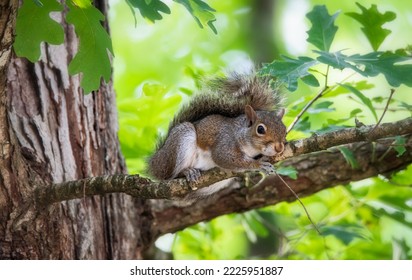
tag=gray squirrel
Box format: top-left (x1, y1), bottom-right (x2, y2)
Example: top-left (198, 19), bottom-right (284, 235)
top-left (148, 71), bottom-right (286, 200)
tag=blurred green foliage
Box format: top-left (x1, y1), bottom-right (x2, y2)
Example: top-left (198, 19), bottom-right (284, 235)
top-left (108, 0), bottom-right (412, 259)
top-left (173, 215), bottom-right (249, 259)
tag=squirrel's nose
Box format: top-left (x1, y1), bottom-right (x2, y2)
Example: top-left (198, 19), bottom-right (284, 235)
top-left (275, 142), bottom-right (285, 153)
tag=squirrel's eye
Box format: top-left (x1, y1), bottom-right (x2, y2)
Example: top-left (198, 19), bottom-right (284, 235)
top-left (257, 124), bottom-right (266, 135)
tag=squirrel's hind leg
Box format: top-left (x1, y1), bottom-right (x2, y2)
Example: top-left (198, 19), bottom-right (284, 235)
top-left (149, 122), bottom-right (198, 180)
top-left (170, 122), bottom-right (201, 180)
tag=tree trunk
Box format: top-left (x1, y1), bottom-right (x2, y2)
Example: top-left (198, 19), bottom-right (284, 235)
top-left (0, 0), bottom-right (152, 259)
top-left (249, 0), bottom-right (279, 63)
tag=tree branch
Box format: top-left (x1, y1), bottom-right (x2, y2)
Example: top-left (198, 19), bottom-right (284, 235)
top-left (34, 168), bottom-right (246, 207)
top-left (152, 134), bottom-right (412, 235)
top-left (274, 117), bottom-right (412, 161)
top-left (35, 117), bottom-right (412, 208)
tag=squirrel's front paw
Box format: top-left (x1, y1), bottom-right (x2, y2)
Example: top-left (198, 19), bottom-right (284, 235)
top-left (259, 162), bottom-right (275, 175)
top-left (183, 168), bottom-right (202, 184)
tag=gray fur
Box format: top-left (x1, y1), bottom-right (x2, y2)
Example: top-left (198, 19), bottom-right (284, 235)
top-left (157, 71), bottom-right (284, 151)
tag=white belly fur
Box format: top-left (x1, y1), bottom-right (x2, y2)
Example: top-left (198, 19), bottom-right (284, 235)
top-left (193, 148), bottom-right (217, 170)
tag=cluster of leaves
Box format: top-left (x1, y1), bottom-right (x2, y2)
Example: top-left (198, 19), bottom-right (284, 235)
top-left (126, 0), bottom-right (217, 33)
top-left (13, 0), bottom-right (217, 93)
top-left (172, 215), bottom-right (249, 259)
top-left (264, 5), bottom-right (411, 259)
top-left (259, 3), bottom-right (411, 137)
top-left (258, 3), bottom-right (411, 164)
top-left (260, 4), bottom-right (411, 92)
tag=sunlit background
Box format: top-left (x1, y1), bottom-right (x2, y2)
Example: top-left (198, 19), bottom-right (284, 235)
top-left (108, 0), bottom-right (412, 259)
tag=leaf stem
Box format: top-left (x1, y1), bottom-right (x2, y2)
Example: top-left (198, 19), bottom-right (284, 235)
top-left (275, 173), bottom-right (322, 236)
top-left (287, 70), bottom-right (358, 133)
top-left (287, 86), bottom-right (328, 133)
top-left (369, 88), bottom-right (395, 136)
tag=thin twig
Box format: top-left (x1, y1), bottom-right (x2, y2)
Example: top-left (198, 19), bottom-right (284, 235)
top-left (378, 140), bottom-right (395, 162)
top-left (275, 173), bottom-right (332, 259)
top-left (287, 67), bottom-right (361, 133)
top-left (287, 66), bottom-right (330, 133)
top-left (275, 173), bottom-right (321, 236)
top-left (374, 107), bottom-right (408, 112)
top-left (324, 65), bottom-right (330, 88)
top-left (369, 89), bottom-right (396, 136)
top-left (287, 86), bottom-right (328, 133)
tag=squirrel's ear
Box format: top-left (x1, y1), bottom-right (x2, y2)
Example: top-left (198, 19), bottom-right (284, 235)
top-left (277, 108), bottom-right (285, 119)
top-left (245, 105), bottom-right (257, 126)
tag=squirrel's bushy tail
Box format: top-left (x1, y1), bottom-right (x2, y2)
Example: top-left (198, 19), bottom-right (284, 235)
top-left (151, 71), bottom-right (283, 153)
top-left (171, 71), bottom-right (283, 127)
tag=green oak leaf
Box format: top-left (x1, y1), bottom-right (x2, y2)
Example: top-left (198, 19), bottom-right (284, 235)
top-left (367, 197), bottom-right (412, 228)
top-left (338, 83), bottom-right (378, 121)
top-left (300, 75), bottom-right (320, 87)
top-left (394, 136), bottom-right (407, 157)
top-left (71, 0), bottom-right (92, 8)
top-left (337, 146), bottom-right (360, 169)
top-left (294, 116), bottom-right (311, 133)
top-left (174, 0), bottom-right (217, 34)
top-left (321, 223), bottom-right (370, 245)
top-left (393, 238), bottom-right (411, 260)
top-left (379, 195), bottom-right (412, 211)
top-left (259, 56), bottom-right (319, 92)
top-left (350, 108), bottom-right (363, 118)
top-left (127, 0), bottom-right (171, 23)
top-left (276, 165), bottom-right (298, 180)
top-left (326, 109), bottom-right (362, 126)
top-left (315, 50), bottom-right (360, 72)
top-left (14, 0), bottom-right (64, 62)
top-left (125, 1), bottom-right (138, 26)
top-left (399, 102), bottom-right (412, 113)
top-left (351, 52), bottom-right (412, 87)
top-left (307, 101), bottom-right (335, 114)
top-left (66, 0), bottom-right (113, 93)
top-left (327, 81), bottom-right (374, 97)
top-left (306, 5), bottom-right (339, 51)
top-left (346, 3), bottom-right (396, 51)
top-left (33, 0), bottom-right (44, 7)
top-left (242, 212), bottom-right (269, 240)
top-left (315, 50), bottom-right (412, 88)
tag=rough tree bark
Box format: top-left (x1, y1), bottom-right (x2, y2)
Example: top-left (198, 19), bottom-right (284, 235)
top-left (0, 0), bottom-right (152, 259)
top-left (0, 0), bottom-right (411, 260)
